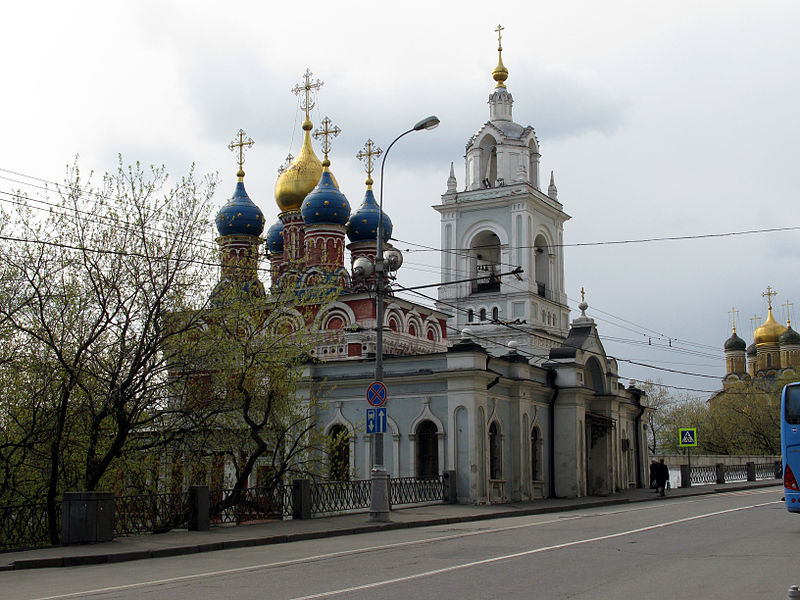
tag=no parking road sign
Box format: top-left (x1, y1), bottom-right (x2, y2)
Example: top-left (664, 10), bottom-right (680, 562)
top-left (678, 428), bottom-right (697, 447)
top-left (366, 381), bottom-right (388, 407)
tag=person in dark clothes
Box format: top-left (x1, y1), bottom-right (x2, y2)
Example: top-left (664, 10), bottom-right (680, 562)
top-left (654, 458), bottom-right (669, 496)
top-left (650, 460), bottom-right (658, 492)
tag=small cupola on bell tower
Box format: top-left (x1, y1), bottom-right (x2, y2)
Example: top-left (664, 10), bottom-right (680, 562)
top-left (489, 24), bottom-right (513, 122)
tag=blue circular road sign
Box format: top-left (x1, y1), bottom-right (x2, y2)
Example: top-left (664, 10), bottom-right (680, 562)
top-left (367, 381), bottom-right (388, 407)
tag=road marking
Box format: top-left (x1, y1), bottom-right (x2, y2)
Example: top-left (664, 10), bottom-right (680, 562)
top-left (21, 495), bottom-right (779, 600)
top-left (286, 500), bottom-right (779, 600)
top-left (22, 515), bottom-right (582, 600)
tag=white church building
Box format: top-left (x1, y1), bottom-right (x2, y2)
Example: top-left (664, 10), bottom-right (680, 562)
top-left (295, 36), bottom-right (649, 501)
top-left (210, 28), bottom-right (651, 502)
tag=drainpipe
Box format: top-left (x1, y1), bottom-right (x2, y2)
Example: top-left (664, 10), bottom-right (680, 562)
top-left (629, 384), bottom-right (645, 488)
top-left (546, 368), bottom-right (559, 498)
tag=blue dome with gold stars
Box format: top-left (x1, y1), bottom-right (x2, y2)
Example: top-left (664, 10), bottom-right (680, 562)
top-left (301, 170), bottom-right (351, 226)
top-left (215, 178), bottom-right (265, 237)
top-left (346, 188), bottom-right (392, 243)
top-left (265, 220), bottom-right (284, 254)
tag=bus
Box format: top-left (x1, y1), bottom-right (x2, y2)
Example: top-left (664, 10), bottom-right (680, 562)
top-left (782, 382), bottom-right (800, 512)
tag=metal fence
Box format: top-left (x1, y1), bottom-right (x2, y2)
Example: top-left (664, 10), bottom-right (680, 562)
top-left (0, 501), bottom-right (61, 551)
top-left (210, 486), bottom-right (289, 524)
top-left (724, 464), bottom-right (747, 482)
top-left (756, 461), bottom-right (781, 480)
top-left (310, 479), bottom-right (371, 514)
top-left (114, 491), bottom-right (191, 536)
top-left (689, 465), bottom-right (717, 485)
top-left (390, 477), bottom-right (444, 506)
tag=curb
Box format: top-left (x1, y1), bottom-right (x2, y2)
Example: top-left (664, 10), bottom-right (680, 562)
top-left (3, 481), bottom-right (780, 571)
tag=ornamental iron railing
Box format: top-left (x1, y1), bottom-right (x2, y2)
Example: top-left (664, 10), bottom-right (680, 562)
top-left (0, 501), bottom-right (61, 551)
top-left (114, 491), bottom-right (191, 536)
top-left (391, 476), bottom-right (444, 506)
top-left (755, 461), bottom-right (781, 480)
top-left (310, 479), bottom-right (371, 514)
top-left (689, 465), bottom-right (717, 485)
top-left (210, 486), bottom-right (288, 525)
top-left (724, 464), bottom-right (747, 482)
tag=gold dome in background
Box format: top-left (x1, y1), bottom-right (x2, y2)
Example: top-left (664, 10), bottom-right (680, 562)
top-left (274, 119), bottom-right (323, 212)
top-left (754, 307), bottom-right (787, 345)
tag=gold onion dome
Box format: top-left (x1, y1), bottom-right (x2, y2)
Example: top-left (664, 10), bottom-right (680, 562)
top-left (753, 308), bottom-right (787, 345)
top-left (493, 55), bottom-right (508, 88)
top-left (274, 119), bottom-right (323, 212)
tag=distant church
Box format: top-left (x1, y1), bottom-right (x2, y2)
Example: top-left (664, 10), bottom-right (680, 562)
top-left (209, 28), bottom-right (649, 501)
top-left (722, 287), bottom-right (800, 386)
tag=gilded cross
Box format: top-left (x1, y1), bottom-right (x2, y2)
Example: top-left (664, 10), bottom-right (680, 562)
top-left (728, 306), bottom-right (739, 333)
top-left (750, 314), bottom-right (761, 334)
top-left (228, 129), bottom-right (254, 170)
top-left (580, 287), bottom-right (585, 303)
top-left (784, 299), bottom-right (794, 326)
top-left (292, 69), bottom-right (324, 120)
top-left (495, 24), bottom-right (504, 51)
top-left (313, 116), bottom-right (341, 161)
top-left (357, 139), bottom-right (383, 183)
top-left (278, 153), bottom-right (294, 175)
top-left (762, 285), bottom-right (778, 310)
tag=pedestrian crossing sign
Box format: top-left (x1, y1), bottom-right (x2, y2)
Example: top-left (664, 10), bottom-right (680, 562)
top-left (678, 428), bottom-right (697, 447)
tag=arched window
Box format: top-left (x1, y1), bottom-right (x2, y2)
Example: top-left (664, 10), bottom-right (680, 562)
top-left (479, 135), bottom-right (498, 185)
top-left (408, 323), bottom-right (417, 337)
top-left (327, 425), bottom-right (350, 481)
top-left (492, 307), bottom-right (499, 322)
top-left (585, 357), bottom-right (605, 394)
top-left (534, 234), bottom-right (550, 299)
top-left (471, 231), bottom-right (502, 294)
top-left (531, 427), bottom-right (543, 481)
top-left (416, 421), bottom-right (439, 480)
top-left (489, 422), bottom-right (501, 479)
top-left (467, 309), bottom-right (474, 323)
top-left (479, 308), bottom-right (487, 321)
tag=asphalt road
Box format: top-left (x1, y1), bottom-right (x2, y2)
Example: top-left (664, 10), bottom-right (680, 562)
top-left (4, 488), bottom-right (797, 600)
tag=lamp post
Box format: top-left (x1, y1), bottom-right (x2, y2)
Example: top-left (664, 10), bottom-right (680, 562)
top-left (369, 115), bottom-right (440, 523)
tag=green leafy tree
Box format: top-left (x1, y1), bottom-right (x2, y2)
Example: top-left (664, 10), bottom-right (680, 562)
top-left (0, 159), bottom-right (217, 541)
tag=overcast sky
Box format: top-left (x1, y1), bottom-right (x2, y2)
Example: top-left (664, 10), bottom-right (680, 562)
top-left (2, 0), bottom-right (798, 396)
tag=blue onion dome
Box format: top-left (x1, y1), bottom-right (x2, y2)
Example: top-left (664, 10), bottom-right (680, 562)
top-left (301, 169), bottom-right (351, 226)
top-left (215, 171), bottom-right (265, 236)
top-left (724, 331), bottom-right (746, 352)
top-left (780, 325), bottom-right (800, 346)
top-left (265, 219), bottom-right (284, 254)
top-left (346, 187), bottom-right (392, 243)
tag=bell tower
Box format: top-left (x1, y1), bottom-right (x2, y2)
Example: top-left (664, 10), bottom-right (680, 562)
top-left (435, 26), bottom-right (571, 359)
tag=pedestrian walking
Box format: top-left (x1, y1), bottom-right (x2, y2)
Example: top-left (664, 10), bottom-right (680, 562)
top-left (654, 458), bottom-right (669, 497)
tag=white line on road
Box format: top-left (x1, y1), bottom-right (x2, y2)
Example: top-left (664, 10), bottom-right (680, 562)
top-left (287, 500), bottom-right (780, 600)
top-left (21, 494), bottom-right (779, 600)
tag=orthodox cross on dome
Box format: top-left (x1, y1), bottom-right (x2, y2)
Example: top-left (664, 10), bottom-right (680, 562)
top-left (228, 129), bottom-right (254, 178)
top-left (277, 153), bottom-right (294, 175)
top-left (784, 299), bottom-right (794, 326)
top-left (357, 139), bottom-right (383, 187)
top-left (762, 286), bottom-right (778, 310)
top-left (313, 116), bottom-right (341, 163)
top-left (580, 287), bottom-right (585, 303)
top-left (750, 314), bottom-right (761, 335)
top-left (292, 69), bottom-right (323, 121)
top-left (492, 24), bottom-right (509, 88)
top-left (729, 306), bottom-right (739, 333)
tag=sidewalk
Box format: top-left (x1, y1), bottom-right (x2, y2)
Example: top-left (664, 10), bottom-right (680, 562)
top-left (1, 480), bottom-right (781, 571)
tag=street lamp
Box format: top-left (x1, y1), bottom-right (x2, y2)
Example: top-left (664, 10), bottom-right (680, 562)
top-left (369, 115), bottom-right (440, 523)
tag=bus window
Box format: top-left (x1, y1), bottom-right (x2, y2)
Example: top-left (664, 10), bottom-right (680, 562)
top-left (787, 386), bottom-right (800, 425)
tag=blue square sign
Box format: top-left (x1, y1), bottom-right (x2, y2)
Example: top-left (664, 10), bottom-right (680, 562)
top-left (366, 407), bottom-right (386, 434)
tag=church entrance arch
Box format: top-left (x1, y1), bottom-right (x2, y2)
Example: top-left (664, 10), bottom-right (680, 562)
top-left (415, 420), bottom-right (439, 480)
